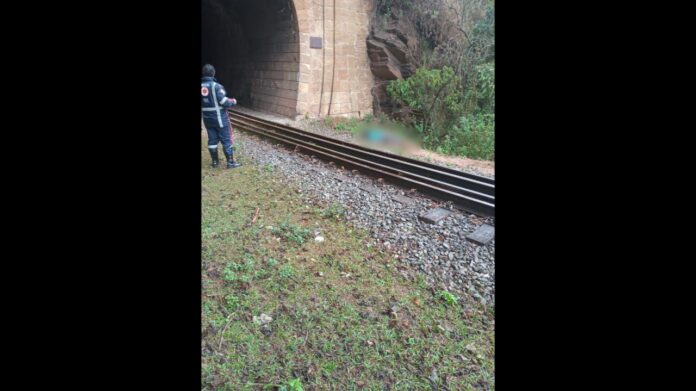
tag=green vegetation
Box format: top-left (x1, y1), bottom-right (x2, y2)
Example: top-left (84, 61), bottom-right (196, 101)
top-left (379, 0), bottom-right (495, 160)
top-left (201, 143), bottom-right (494, 390)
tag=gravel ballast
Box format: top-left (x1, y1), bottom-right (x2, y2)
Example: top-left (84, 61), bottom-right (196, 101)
top-left (225, 120), bottom-right (495, 305)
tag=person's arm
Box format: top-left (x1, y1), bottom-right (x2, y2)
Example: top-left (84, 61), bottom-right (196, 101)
top-left (215, 84), bottom-right (237, 108)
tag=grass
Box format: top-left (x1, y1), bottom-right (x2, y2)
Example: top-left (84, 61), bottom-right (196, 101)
top-left (318, 202), bottom-right (345, 220)
top-left (271, 222), bottom-right (311, 246)
top-left (201, 137), bottom-right (494, 390)
top-left (323, 116), bottom-right (369, 136)
top-left (439, 291), bottom-right (459, 307)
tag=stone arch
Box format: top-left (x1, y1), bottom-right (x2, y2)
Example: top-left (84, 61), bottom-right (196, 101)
top-left (202, 0), bottom-right (374, 119)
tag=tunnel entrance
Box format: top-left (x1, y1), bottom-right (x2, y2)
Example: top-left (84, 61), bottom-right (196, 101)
top-left (202, 0), bottom-right (300, 118)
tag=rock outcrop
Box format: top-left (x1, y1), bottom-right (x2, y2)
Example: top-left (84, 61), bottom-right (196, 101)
top-left (367, 22), bottom-right (418, 116)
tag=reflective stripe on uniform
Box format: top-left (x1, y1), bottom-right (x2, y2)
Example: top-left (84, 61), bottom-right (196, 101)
top-left (211, 82), bottom-right (223, 127)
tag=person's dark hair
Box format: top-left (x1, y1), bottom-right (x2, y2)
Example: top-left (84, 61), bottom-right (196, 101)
top-left (202, 64), bottom-right (216, 77)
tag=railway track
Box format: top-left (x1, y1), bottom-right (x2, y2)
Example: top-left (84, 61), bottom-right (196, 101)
top-left (228, 109), bottom-right (495, 217)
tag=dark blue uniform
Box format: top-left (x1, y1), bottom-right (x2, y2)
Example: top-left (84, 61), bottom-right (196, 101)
top-left (201, 76), bottom-right (237, 162)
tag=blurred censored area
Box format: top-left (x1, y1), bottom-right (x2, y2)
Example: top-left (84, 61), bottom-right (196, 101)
top-left (354, 121), bottom-right (422, 155)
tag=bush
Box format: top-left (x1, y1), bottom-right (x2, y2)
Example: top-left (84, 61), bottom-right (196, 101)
top-left (453, 113), bottom-right (494, 160)
top-left (377, 0), bottom-right (494, 161)
top-left (387, 64), bottom-right (494, 160)
top-left (387, 66), bottom-right (463, 139)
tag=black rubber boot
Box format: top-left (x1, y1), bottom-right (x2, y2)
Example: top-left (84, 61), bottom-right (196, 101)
top-left (224, 152), bottom-right (241, 169)
top-left (209, 148), bottom-right (219, 168)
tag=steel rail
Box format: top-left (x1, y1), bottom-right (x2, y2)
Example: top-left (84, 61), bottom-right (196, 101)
top-left (228, 110), bottom-right (495, 216)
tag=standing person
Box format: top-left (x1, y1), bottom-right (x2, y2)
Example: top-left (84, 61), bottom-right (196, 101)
top-left (201, 64), bottom-right (241, 169)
